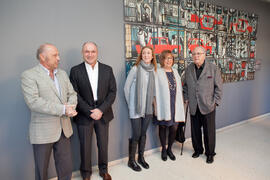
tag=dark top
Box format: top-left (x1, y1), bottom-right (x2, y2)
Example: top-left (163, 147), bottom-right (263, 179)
top-left (155, 72), bottom-right (178, 127)
top-left (194, 61), bottom-right (205, 79)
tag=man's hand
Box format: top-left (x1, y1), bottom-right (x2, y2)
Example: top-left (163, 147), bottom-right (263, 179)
top-left (90, 108), bottom-right (103, 120)
top-left (65, 104), bottom-right (78, 117)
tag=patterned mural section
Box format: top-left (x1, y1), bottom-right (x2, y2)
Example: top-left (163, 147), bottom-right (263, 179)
top-left (124, 0), bottom-right (259, 83)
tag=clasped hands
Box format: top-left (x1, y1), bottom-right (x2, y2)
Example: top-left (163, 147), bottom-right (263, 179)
top-left (90, 108), bottom-right (103, 120)
top-left (65, 104), bottom-right (78, 117)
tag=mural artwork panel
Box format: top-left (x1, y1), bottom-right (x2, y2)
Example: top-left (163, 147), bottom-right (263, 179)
top-left (124, 0), bottom-right (258, 83)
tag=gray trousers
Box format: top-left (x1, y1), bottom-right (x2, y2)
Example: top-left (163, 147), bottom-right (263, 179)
top-left (33, 132), bottom-right (72, 180)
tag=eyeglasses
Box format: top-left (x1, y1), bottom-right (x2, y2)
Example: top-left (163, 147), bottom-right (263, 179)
top-left (165, 57), bottom-right (173, 60)
top-left (192, 52), bottom-right (205, 56)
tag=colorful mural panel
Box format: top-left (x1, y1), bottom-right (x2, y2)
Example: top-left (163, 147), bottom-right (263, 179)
top-left (124, 0), bottom-right (259, 83)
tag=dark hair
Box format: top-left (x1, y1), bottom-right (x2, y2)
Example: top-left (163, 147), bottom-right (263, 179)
top-left (159, 50), bottom-right (175, 68)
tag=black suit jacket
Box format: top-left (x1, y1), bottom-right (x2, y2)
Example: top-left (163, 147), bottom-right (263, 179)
top-left (70, 62), bottom-right (117, 125)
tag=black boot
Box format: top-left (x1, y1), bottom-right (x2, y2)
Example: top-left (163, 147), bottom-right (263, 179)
top-left (128, 139), bottom-right (141, 172)
top-left (138, 136), bottom-right (149, 169)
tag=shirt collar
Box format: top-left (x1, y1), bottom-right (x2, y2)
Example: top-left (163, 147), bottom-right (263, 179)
top-left (85, 61), bottom-right (99, 70)
top-left (39, 63), bottom-right (58, 75)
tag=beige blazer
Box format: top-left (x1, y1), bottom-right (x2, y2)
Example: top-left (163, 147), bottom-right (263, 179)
top-left (21, 65), bottom-right (77, 144)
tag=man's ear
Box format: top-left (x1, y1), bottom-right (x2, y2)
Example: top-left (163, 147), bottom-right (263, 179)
top-left (39, 53), bottom-right (45, 62)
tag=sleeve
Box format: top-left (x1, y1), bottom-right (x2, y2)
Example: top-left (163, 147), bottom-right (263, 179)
top-left (182, 70), bottom-right (188, 101)
top-left (63, 71), bottom-right (77, 106)
top-left (98, 67), bottom-right (117, 113)
top-left (124, 66), bottom-right (136, 107)
top-left (214, 66), bottom-right (223, 106)
top-left (69, 67), bottom-right (93, 118)
top-left (21, 71), bottom-right (64, 116)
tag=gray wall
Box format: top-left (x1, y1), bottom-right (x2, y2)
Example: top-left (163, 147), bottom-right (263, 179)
top-left (0, 0), bottom-right (269, 179)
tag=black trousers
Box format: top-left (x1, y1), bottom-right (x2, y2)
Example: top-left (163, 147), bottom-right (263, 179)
top-left (33, 132), bottom-right (72, 180)
top-left (190, 107), bottom-right (216, 156)
top-left (77, 118), bottom-right (109, 179)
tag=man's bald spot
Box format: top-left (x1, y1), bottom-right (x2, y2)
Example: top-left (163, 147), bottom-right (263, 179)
top-left (36, 43), bottom-right (56, 60)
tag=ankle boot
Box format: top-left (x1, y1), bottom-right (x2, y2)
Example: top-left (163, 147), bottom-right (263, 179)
top-left (167, 148), bottom-right (176, 161)
top-left (128, 139), bottom-right (141, 171)
top-left (161, 148), bottom-right (167, 161)
top-left (138, 136), bottom-right (149, 169)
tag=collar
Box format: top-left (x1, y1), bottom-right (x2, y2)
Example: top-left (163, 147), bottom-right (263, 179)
top-left (195, 60), bottom-right (205, 70)
top-left (85, 61), bottom-right (99, 70)
top-left (39, 63), bottom-right (58, 75)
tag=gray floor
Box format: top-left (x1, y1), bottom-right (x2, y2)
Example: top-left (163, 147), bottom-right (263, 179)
top-left (72, 115), bottom-right (270, 180)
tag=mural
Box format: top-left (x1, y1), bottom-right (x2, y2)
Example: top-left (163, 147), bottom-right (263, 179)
top-left (124, 0), bottom-right (259, 83)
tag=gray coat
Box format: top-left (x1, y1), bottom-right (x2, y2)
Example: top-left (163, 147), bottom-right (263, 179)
top-left (124, 66), bottom-right (149, 119)
top-left (183, 61), bottom-right (222, 115)
top-left (21, 65), bottom-right (77, 144)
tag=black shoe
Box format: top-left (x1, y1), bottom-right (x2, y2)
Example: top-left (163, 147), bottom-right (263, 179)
top-left (138, 156), bottom-right (149, 169)
top-left (192, 152), bottom-right (202, 158)
top-left (167, 149), bottom-right (176, 161)
top-left (206, 155), bottom-right (214, 164)
top-left (161, 149), bottom-right (167, 161)
top-left (128, 160), bottom-right (142, 171)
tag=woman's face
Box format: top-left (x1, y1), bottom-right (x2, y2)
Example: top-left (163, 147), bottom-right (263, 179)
top-left (163, 54), bottom-right (174, 69)
top-left (141, 48), bottom-right (153, 64)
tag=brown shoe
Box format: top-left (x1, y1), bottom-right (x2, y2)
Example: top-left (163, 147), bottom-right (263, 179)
top-left (83, 178), bottom-right (90, 180)
top-left (99, 172), bottom-right (112, 180)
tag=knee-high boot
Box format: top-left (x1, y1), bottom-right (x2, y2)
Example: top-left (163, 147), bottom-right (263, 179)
top-left (128, 139), bottom-right (141, 171)
top-left (138, 136), bottom-right (149, 169)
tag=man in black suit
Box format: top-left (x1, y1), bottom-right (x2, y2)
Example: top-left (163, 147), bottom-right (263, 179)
top-left (70, 42), bottom-right (116, 180)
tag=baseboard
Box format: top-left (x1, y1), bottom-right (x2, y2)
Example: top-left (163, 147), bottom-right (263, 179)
top-left (49, 112), bottom-right (270, 180)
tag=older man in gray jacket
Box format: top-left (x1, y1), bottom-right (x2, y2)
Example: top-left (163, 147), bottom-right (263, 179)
top-left (183, 46), bottom-right (222, 164)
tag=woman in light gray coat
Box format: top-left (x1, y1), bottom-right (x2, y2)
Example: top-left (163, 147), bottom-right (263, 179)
top-left (155, 50), bottom-right (185, 161)
top-left (124, 46), bottom-right (157, 172)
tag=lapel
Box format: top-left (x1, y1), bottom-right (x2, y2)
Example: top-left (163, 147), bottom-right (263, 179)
top-left (80, 63), bottom-right (94, 101)
top-left (37, 65), bottom-right (62, 102)
top-left (97, 62), bottom-right (103, 101)
top-left (198, 61), bottom-right (208, 80)
top-left (55, 71), bottom-right (65, 103)
top-left (191, 63), bottom-right (198, 82)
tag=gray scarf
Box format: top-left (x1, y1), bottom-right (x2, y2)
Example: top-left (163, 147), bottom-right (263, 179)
top-left (136, 61), bottom-right (155, 116)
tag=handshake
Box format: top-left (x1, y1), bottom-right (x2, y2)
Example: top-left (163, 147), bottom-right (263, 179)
top-left (65, 104), bottom-right (78, 117)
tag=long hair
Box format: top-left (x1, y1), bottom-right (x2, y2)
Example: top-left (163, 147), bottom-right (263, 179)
top-left (135, 46), bottom-right (157, 71)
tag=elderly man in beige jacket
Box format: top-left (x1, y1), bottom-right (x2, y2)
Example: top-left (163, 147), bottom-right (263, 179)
top-left (21, 43), bottom-right (77, 180)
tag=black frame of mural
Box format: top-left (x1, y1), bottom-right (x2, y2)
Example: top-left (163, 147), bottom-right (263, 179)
top-left (124, 0), bottom-right (259, 83)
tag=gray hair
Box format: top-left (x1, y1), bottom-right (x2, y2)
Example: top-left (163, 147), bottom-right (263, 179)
top-left (82, 41), bottom-right (98, 50)
top-left (36, 43), bottom-right (54, 60)
top-left (193, 46), bottom-right (206, 54)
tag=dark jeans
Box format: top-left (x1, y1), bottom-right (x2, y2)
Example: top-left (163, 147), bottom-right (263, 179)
top-left (33, 132), bottom-right (72, 180)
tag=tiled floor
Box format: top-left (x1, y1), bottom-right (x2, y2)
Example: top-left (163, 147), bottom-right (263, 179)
top-left (71, 115), bottom-right (270, 180)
